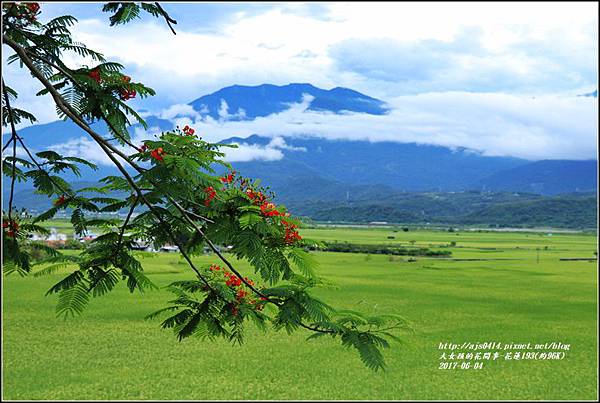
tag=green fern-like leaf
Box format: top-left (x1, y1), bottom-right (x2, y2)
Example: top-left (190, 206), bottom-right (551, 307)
top-left (88, 267), bottom-right (120, 297)
top-left (288, 247), bottom-right (318, 279)
top-left (56, 282), bottom-right (90, 318)
top-left (71, 208), bottom-right (86, 235)
top-left (46, 270), bottom-right (85, 295)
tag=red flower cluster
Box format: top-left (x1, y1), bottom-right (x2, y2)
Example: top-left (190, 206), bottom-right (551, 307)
top-left (246, 188), bottom-right (266, 205)
top-left (6, 2), bottom-right (40, 23)
top-left (207, 264), bottom-right (265, 315)
top-left (88, 69), bottom-right (101, 84)
top-left (3, 220), bottom-right (19, 238)
top-left (204, 186), bottom-right (216, 206)
top-left (150, 147), bottom-right (165, 162)
top-left (26, 2), bottom-right (40, 13)
top-left (282, 219), bottom-right (302, 244)
top-left (260, 202), bottom-right (282, 217)
top-left (244, 183), bottom-right (301, 244)
top-left (122, 75), bottom-right (131, 83)
top-left (220, 171), bottom-right (235, 184)
top-left (225, 272), bottom-right (242, 287)
top-left (236, 288), bottom-right (248, 299)
top-left (182, 125), bottom-right (195, 136)
top-left (215, 267), bottom-right (255, 291)
top-left (54, 194), bottom-right (66, 206)
top-left (119, 88), bottom-right (136, 101)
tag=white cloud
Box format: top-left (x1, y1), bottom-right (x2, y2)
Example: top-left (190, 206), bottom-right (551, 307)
top-left (217, 100), bottom-right (246, 121)
top-left (221, 142), bottom-right (284, 162)
top-left (220, 136), bottom-right (305, 162)
top-left (24, 91), bottom-right (597, 165)
top-left (159, 104), bottom-right (200, 120)
top-left (44, 126), bottom-right (163, 166)
top-left (40, 125), bottom-right (309, 165)
top-left (267, 136), bottom-right (306, 152)
top-left (10, 1), bottom-right (591, 114)
top-left (130, 126), bottom-right (164, 144)
top-left (49, 137), bottom-right (114, 166)
top-left (7, 84), bottom-right (598, 166)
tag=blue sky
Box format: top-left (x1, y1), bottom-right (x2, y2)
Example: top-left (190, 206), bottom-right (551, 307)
top-left (2, 2), bottom-right (598, 160)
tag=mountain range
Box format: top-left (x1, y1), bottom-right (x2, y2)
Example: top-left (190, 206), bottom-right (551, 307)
top-left (189, 83), bottom-right (389, 120)
top-left (222, 135), bottom-right (597, 195)
top-left (3, 83), bottom-right (597, 227)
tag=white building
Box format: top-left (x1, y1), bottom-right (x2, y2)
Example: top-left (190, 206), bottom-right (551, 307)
top-left (28, 228), bottom-right (67, 242)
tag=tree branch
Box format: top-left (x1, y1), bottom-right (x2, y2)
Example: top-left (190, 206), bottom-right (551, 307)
top-left (299, 322), bottom-right (336, 334)
top-left (115, 194), bottom-right (138, 252)
top-left (180, 208), bottom-right (214, 224)
top-left (171, 197), bottom-right (275, 301)
top-left (21, 49), bottom-right (141, 152)
top-left (154, 2), bottom-right (177, 35)
top-left (3, 34), bottom-right (212, 290)
top-left (2, 136), bottom-right (13, 152)
top-left (19, 46), bottom-right (218, 229)
top-left (2, 78), bottom-right (18, 222)
top-left (7, 31), bottom-right (278, 306)
top-left (4, 33), bottom-right (335, 336)
top-left (0, 82), bottom-right (73, 199)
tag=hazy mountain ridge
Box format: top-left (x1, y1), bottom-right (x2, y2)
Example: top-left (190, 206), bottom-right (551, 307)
top-left (225, 135), bottom-right (526, 192)
top-left (475, 160), bottom-right (598, 194)
top-left (189, 83), bottom-right (390, 120)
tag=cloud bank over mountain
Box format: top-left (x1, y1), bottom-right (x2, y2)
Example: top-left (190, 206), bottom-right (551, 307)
top-left (169, 91), bottom-right (597, 161)
top-left (30, 88), bottom-right (597, 166)
top-left (41, 124), bottom-right (304, 166)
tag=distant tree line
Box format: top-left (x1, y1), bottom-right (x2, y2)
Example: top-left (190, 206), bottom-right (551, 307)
top-left (290, 193), bottom-right (597, 229)
top-left (308, 242), bottom-right (452, 257)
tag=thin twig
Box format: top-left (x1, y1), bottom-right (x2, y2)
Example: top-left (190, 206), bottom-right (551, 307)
top-left (181, 208), bottom-right (214, 224)
top-left (115, 194), bottom-right (138, 252)
top-left (154, 2), bottom-right (177, 35)
top-left (299, 322), bottom-right (336, 334)
top-left (2, 136), bottom-right (13, 153)
top-left (2, 114), bottom-right (74, 198)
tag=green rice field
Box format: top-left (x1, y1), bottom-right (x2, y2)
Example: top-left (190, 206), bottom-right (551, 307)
top-left (2, 227), bottom-right (598, 400)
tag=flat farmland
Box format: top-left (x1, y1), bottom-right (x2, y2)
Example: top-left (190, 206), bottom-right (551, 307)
top-left (2, 228), bottom-right (597, 400)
